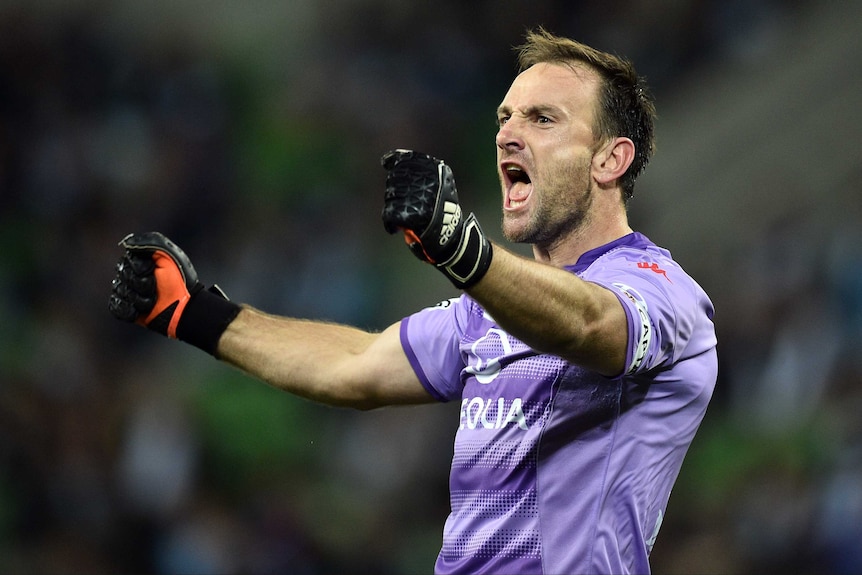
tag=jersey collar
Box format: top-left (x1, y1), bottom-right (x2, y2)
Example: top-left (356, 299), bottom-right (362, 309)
top-left (565, 232), bottom-right (654, 274)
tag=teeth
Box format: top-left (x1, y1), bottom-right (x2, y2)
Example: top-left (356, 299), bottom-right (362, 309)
top-left (506, 166), bottom-right (522, 173)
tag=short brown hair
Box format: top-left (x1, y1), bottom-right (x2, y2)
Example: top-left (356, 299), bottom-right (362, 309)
top-left (516, 28), bottom-right (656, 201)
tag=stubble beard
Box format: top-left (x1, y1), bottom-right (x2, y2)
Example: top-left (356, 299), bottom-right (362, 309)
top-left (501, 155), bottom-right (594, 248)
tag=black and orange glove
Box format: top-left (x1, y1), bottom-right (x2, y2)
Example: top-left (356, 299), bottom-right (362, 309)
top-left (108, 232), bottom-right (241, 357)
top-left (381, 150), bottom-right (492, 289)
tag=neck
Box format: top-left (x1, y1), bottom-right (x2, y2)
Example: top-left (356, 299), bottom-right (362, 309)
top-left (531, 202), bottom-right (632, 267)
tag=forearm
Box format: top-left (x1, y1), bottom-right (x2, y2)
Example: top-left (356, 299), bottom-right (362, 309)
top-left (216, 307), bottom-right (429, 409)
top-left (467, 245), bottom-right (627, 376)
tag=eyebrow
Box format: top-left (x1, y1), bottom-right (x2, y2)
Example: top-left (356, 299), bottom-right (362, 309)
top-left (496, 104), bottom-right (563, 119)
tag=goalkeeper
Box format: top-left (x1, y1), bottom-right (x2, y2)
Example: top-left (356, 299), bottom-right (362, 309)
top-left (110, 29), bottom-right (717, 575)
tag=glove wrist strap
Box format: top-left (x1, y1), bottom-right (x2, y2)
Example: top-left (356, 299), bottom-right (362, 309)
top-left (176, 285), bottom-right (241, 357)
top-left (438, 213), bottom-right (493, 289)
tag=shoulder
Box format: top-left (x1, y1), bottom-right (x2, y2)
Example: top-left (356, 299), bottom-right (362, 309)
top-left (582, 236), bottom-right (709, 305)
top-left (583, 237), bottom-right (716, 362)
top-left (404, 294), bottom-right (489, 338)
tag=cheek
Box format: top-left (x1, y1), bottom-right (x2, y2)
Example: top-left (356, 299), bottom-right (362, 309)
top-left (540, 152), bottom-right (593, 197)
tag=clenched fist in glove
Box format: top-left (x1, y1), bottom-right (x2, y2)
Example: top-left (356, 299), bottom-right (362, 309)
top-left (109, 232), bottom-right (241, 356)
top-left (381, 150), bottom-right (493, 289)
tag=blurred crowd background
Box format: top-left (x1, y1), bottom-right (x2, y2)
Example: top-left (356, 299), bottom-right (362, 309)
top-left (1, 0), bottom-right (861, 573)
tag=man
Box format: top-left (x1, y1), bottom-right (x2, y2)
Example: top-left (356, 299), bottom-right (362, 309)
top-left (110, 28), bottom-right (717, 575)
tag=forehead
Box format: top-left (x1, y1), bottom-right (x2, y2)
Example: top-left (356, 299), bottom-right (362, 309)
top-left (499, 61), bottom-right (601, 113)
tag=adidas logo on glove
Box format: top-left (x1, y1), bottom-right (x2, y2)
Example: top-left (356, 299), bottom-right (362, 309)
top-left (440, 201), bottom-right (461, 245)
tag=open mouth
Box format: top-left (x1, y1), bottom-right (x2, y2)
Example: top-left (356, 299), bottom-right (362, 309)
top-left (506, 165), bottom-right (531, 185)
top-left (502, 163), bottom-right (532, 209)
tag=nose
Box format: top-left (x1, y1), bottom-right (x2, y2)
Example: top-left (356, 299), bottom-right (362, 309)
top-left (495, 119), bottom-right (524, 151)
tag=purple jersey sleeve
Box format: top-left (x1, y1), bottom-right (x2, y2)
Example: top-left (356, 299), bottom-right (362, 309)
top-left (400, 296), bottom-right (474, 403)
top-left (584, 240), bottom-right (717, 379)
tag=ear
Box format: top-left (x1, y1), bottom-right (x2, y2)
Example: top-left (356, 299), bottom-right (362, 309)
top-left (591, 137), bottom-right (635, 187)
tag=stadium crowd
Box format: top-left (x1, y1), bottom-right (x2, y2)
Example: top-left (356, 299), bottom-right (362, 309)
top-left (1, 1), bottom-right (861, 573)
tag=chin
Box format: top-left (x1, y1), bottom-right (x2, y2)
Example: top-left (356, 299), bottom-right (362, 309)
top-left (501, 220), bottom-right (529, 244)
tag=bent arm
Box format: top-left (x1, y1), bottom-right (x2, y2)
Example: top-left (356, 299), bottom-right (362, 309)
top-left (467, 245), bottom-right (628, 376)
top-left (216, 306), bottom-right (436, 410)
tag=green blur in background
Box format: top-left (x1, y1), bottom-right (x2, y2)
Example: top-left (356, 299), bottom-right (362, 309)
top-left (1, 1), bottom-right (861, 573)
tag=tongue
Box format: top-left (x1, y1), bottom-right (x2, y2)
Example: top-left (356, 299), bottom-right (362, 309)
top-left (510, 181), bottom-right (532, 202)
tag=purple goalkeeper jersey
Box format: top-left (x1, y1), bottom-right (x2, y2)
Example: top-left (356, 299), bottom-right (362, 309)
top-left (400, 232), bottom-right (717, 575)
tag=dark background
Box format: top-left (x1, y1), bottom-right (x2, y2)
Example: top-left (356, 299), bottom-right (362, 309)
top-left (1, 0), bottom-right (861, 573)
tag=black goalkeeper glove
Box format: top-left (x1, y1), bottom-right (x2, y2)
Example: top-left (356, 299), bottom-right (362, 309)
top-left (381, 150), bottom-right (492, 289)
top-left (108, 231), bottom-right (241, 357)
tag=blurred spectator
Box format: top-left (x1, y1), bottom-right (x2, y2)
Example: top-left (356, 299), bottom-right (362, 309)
top-left (0, 1), bottom-right (859, 573)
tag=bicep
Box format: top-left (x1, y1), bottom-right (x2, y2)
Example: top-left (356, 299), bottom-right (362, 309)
top-left (348, 322), bottom-right (439, 408)
top-left (578, 281), bottom-right (630, 376)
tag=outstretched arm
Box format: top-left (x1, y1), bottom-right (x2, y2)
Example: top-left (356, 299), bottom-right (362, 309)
top-left (109, 232), bottom-right (434, 410)
top-left (217, 308), bottom-right (433, 409)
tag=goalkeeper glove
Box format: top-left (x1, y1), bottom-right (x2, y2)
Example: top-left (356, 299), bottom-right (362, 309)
top-left (108, 231), bottom-right (241, 357)
top-left (381, 150), bottom-right (492, 289)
